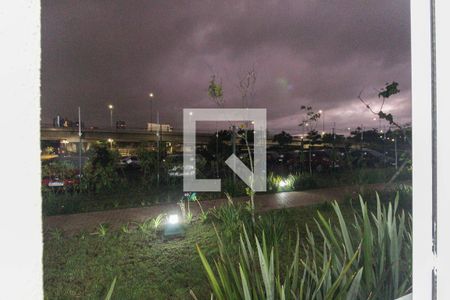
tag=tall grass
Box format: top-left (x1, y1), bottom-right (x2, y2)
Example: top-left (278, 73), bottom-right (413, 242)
top-left (196, 193), bottom-right (411, 299)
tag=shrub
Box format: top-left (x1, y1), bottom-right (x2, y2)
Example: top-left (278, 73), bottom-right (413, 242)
top-left (80, 144), bottom-right (122, 193)
top-left (136, 146), bottom-right (157, 186)
top-left (196, 226), bottom-right (362, 300)
top-left (222, 176), bottom-right (247, 197)
top-left (196, 193), bottom-right (412, 299)
top-left (267, 173), bottom-right (318, 192)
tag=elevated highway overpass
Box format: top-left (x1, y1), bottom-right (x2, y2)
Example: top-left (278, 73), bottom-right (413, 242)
top-left (41, 126), bottom-right (212, 144)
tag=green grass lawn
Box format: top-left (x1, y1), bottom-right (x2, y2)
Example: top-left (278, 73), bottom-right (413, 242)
top-left (43, 189), bottom-right (411, 299)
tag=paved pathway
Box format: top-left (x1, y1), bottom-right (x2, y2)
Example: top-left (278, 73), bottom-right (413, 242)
top-left (43, 182), bottom-right (405, 235)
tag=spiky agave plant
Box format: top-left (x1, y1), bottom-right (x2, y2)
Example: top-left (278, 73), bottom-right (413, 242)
top-left (196, 226), bottom-right (362, 300)
top-left (313, 193), bottom-right (412, 299)
top-left (195, 193), bottom-right (412, 300)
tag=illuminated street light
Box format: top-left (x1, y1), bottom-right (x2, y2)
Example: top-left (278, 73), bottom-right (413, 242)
top-left (107, 138), bottom-right (114, 149)
top-left (108, 104), bottom-right (114, 129)
top-left (318, 110), bottom-right (325, 132)
top-left (149, 92), bottom-right (155, 123)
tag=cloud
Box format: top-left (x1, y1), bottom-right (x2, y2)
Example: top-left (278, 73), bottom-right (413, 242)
top-left (41, 0), bottom-right (411, 133)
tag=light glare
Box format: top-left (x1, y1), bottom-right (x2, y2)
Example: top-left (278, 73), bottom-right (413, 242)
top-left (279, 180), bottom-right (288, 188)
top-left (168, 214), bottom-right (179, 224)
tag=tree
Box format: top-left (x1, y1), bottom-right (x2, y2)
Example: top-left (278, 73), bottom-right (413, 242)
top-left (299, 106), bottom-right (322, 174)
top-left (358, 82), bottom-right (402, 130)
top-left (207, 67), bottom-right (258, 223)
top-left (81, 144), bottom-right (121, 193)
top-left (206, 130), bottom-right (232, 177)
top-left (238, 128), bottom-right (254, 145)
top-left (306, 129), bottom-right (321, 145)
top-left (136, 146), bottom-right (157, 186)
top-left (207, 75), bottom-right (224, 105)
top-left (273, 131), bottom-right (293, 147)
top-left (358, 82), bottom-right (411, 183)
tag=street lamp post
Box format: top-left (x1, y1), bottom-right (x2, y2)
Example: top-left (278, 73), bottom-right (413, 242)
top-left (318, 110), bottom-right (324, 133)
top-left (149, 92), bottom-right (154, 124)
top-left (108, 104), bottom-right (114, 130)
top-left (78, 107), bottom-right (82, 182)
top-left (393, 138), bottom-right (398, 169)
top-left (156, 110), bottom-right (160, 188)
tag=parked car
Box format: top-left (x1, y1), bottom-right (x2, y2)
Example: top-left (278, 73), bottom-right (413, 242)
top-left (42, 176), bottom-right (79, 188)
top-left (164, 154), bottom-right (206, 177)
top-left (119, 156), bottom-right (140, 168)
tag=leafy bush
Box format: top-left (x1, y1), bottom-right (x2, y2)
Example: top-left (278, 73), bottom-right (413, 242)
top-left (196, 226), bottom-right (362, 300)
top-left (222, 177), bottom-right (247, 197)
top-left (207, 197), bottom-right (251, 238)
top-left (42, 159), bottom-right (76, 179)
top-left (267, 173), bottom-right (318, 192)
top-left (253, 210), bottom-right (289, 248)
top-left (267, 173), bottom-right (295, 192)
top-left (196, 193), bottom-right (412, 299)
top-left (80, 144), bottom-right (122, 193)
top-left (136, 146), bottom-right (157, 186)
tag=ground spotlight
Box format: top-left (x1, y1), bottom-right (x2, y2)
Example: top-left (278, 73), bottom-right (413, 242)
top-left (168, 214), bottom-right (179, 224)
top-left (279, 180), bottom-right (288, 188)
top-left (163, 214), bottom-right (184, 240)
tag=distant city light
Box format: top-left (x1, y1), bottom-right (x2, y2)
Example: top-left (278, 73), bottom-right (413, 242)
top-left (108, 104), bottom-right (114, 109)
top-left (149, 92), bottom-right (154, 98)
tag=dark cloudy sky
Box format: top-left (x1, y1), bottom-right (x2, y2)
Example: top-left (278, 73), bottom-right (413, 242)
top-left (41, 0), bottom-right (411, 135)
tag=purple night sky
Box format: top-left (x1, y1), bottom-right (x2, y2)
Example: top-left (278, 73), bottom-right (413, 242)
top-left (41, 0), bottom-right (411, 135)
